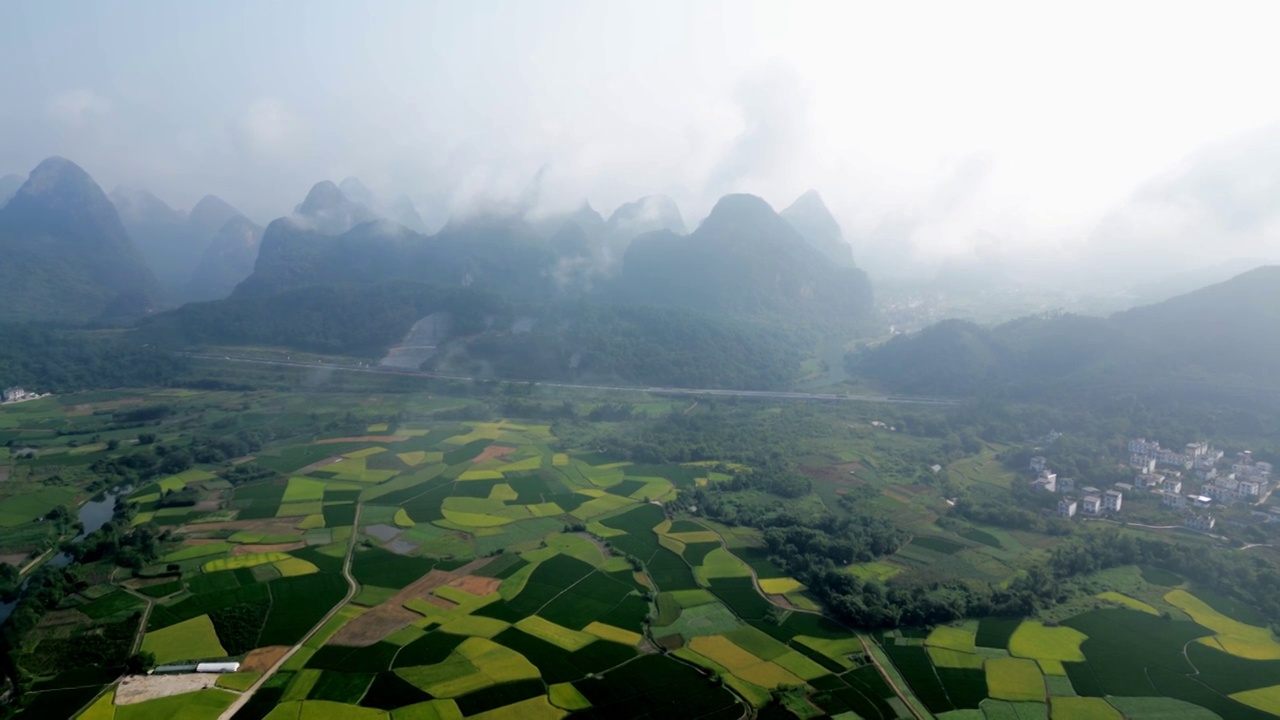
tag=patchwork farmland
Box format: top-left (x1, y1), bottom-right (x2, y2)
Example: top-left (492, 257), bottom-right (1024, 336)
top-left (5, 383), bottom-right (1280, 720)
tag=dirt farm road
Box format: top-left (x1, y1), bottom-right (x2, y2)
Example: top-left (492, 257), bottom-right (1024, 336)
top-left (216, 504), bottom-right (363, 720)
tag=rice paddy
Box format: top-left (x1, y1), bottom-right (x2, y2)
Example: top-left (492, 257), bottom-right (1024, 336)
top-left (1166, 589), bottom-right (1280, 660)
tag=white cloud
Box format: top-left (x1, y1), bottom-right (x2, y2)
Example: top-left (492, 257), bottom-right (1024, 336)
top-left (48, 89), bottom-right (110, 127)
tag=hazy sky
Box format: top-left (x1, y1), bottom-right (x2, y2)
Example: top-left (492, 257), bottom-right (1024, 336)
top-left (4, 0), bottom-right (1280, 276)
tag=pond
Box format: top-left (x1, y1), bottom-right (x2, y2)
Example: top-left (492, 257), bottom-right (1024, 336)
top-left (0, 485), bottom-right (130, 624)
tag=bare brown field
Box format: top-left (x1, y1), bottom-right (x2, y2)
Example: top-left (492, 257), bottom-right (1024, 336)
top-left (315, 435), bottom-right (409, 444)
top-left (240, 645), bottom-right (290, 673)
top-left (446, 575), bottom-right (501, 596)
top-left (472, 445), bottom-right (516, 463)
top-left (330, 557), bottom-right (492, 646)
top-left (116, 674), bottom-right (219, 704)
top-left (230, 542), bottom-right (306, 556)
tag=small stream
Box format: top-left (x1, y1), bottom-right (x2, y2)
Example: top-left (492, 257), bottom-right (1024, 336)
top-left (0, 486), bottom-right (130, 625)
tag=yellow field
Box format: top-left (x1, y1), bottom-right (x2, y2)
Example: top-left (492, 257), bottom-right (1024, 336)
top-left (274, 558), bottom-right (319, 577)
top-left (297, 514), bottom-right (325, 530)
top-left (926, 626), bottom-right (977, 653)
top-left (927, 646), bottom-right (985, 669)
top-left (276, 501), bottom-right (324, 517)
top-left (498, 456), bottom-right (543, 473)
top-left (1050, 697), bottom-right (1122, 720)
top-left (283, 477), bottom-right (327, 502)
top-left (456, 637), bottom-right (541, 683)
top-left (1038, 659), bottom-right (1066, 675)
top-left (469, 696), bottom-right (566, 720)
top-left (553, 454), bottom-right (569, 466)
top-left (344, 446), bottom-right (388, 459)
top-left (1008, 621), bottom-right (1087, 662)
top-left (545, 534), bottom-right (606, 568)
top-left (142, 614), bottom-right (227, 664)
top-left (772, 650), bottom-right (831, 680)
top-left (1095, 591), bottom-right (1158, 615)
top-left (985, 657), bottom-right (1044, 702)
top-left (1231, 684), bottom-right (1280, 715)
top-left (394, 508), bottom-right (415, 528)
top-left (583, 621), bottom-right (642, 646)
top-left (441, 510), bottom-right (511, 527)
top-left (381, 700), bottom-right (461, 720)
top-left (397, 638), bottom-right (538, 698)
top-left (398, 451), bottom-right (427, 466)
top-left (567, 494), bottom-right (633, 520)
top-left (77, 690), bottom-right (116, 720)
top-left (368, 423), bottom-right (389, 432)
top-left (458, 469), bottom-right (504, 481)
top-left (514, 616), bottom-right (597, 651)
top-left (688, 635), bottom-right (805, 689)
top-left (758, 578), bottom-right (805, 595)
top-left (204, 552), bottom-right (292, 573)
top-left (439, 615), bottom-right (510, 638)
top-left (696, 548), bottom-right (753, 580)
top-left (548, 682), bottom-right (592, 710)
top-left (794, 635), bottom-right (864, 670)
top-left (1166, 589), bottom-right (1280, 660)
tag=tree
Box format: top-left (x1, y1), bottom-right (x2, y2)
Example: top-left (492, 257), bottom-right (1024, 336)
top-left (125, 651), bottom-right (156, 674)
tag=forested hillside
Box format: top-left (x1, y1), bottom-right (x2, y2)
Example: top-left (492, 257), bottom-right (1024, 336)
top-left (137, 281), bottom-right (509, 356)
top-left (0, 324), bottom-right (186, 392)
top-left (431, 303), bottom-right (803, 389)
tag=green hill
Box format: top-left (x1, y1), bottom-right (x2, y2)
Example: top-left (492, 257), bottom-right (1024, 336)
top-left (0, 157), bottom-right (160, 323)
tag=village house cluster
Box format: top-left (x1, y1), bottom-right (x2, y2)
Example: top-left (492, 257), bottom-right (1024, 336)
top-left (1029, 439), bottom-right (1274, 534)
top-left (1028, 456), bottom-right (1123, 520)
top-left (1130, 438), bottom-right (1272, 527)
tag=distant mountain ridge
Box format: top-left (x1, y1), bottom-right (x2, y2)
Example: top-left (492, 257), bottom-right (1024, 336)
top-left (0, 174), bottom-right (22, 206)
top-left (615, 193), bottom-right (873, 325)
top-left (109, 186), bottom-right (262, 303)
top-left (780, 190), bottom-right (855, 266)
top-left (853, 266), bottom-right (1280, 398)
top-left (0, 157), bottom-right (159, 322)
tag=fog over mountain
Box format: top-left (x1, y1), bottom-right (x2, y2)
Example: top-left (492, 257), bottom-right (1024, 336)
top-left (5, 2), bottom-right (1280, 290)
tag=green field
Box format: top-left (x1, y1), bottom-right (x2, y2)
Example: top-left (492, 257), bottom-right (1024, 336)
top-left (141, 614), bottom-right (228, 664)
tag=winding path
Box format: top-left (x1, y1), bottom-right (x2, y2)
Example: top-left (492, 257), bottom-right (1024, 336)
top-left (216, 503), bottom-right (362, 720)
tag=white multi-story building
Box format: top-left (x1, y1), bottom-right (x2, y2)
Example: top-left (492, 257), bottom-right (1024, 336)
top-left (1104, 490), bottom-right (1123, 512)
top-left (1058, 499), bottom-right (1078, 518)
top-left (1162, 492), bottom-right (1186, 508)
top-left (1162, 478), bottom-right (1183, 495)
top-left (1238, 479), bottom-right (1267, 499)
top-left (1082, 495), bottom-right (1102, 514)
top-left (1130, 455), bottom-right (1157, 473)
top-left (1135, 472), bottom-right (1165, 489)
top-left (1185, 515), bottom-right (1216, 532)
top-left (1202, 484), bottom-right (1234, 502)
top-left (1158, 449), bottom-right (1191, 469)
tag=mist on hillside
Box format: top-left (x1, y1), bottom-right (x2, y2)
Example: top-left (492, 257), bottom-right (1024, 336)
top-left (3, 0), bottom-right (1280, 304)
